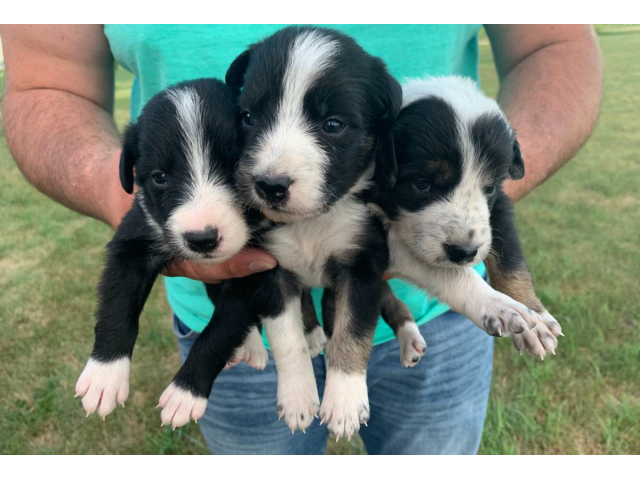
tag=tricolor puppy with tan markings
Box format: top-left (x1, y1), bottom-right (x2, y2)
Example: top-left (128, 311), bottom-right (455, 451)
top-left (371, 76), bottom-right (563, 358)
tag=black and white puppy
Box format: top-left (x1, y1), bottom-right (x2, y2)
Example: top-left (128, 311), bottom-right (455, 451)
top-left (75, 79), bottom-right (261, 421)
top-left (214, 26), bottom-right (401, 440)
top-left (372, 76), bottom-right (562, 355)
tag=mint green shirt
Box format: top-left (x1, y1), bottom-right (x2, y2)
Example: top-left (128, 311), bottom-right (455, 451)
top-left (104, 24), bottom-right (486, 344)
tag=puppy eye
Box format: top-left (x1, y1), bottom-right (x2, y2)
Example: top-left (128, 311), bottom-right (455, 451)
top-left (151, 171), bottom-right (169, 186)
top-left (322, 119), bottom-right (344, 135)
top-left (242, 111), bottom-right (256, 127)
top-left (484, 185), bottom-right (496, 196)
top-left (412, 179), bottom-right (431, 193)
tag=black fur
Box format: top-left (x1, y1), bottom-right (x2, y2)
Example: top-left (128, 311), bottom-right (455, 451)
top-left (375, 96), bottom-right (464, 219)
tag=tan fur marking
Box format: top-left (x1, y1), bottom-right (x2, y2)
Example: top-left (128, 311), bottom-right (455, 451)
top-left (486, 257), bottom-right (545, 313)
top-left (325, 282), bottom-right (373, 373)
top-left (380, 282), bottom-right (414, 333)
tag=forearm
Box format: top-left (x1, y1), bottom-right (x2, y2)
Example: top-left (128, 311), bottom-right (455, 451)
top-left (3, 89), bottom-right (131, 227)
top-left (488, 26), bottom-right (603, 201)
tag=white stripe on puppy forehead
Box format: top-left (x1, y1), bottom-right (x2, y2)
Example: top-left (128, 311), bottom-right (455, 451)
top-left (166, 87), bottom-right (212, 192)
top-left (280, 30), bottom-right (340, 126)
top-left (165, 87), bottom-right (249, 262)
top-left (257, 29), bottom-right (339, 165)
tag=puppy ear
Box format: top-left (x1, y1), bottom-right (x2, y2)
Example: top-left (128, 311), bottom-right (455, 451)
top-left (375, 132), bottom-right (398, 188)
top-left (371, 58), bottom-right (402, 188)
top-left (510, 138), bottom-right (525, 180)
top-left (371, 58), bottom-right (403, 130)
top-left (226, 48), bottom-right (252, 90)
top-left (119, 123), bottom-right (139, 194)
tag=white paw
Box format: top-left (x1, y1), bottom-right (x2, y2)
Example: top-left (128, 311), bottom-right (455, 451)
top-left (305, 326), bottom-right (327, 357)
top-left (320, 371), bottom-right (369, 441)
top-left (396, 322), bottom-right (427, 368)
top-left (229, 326), bottom-right (269, 370)
top-left (276, 369), bottom-right (320, 433)
top-left (513, 310), bottom-right (563, 359)
top-left (158, 382), bottom-right (208, 430)
top-left (477, 292), bottom-right (542, 337)
top-left (75, 357), bottom-right (130, 419)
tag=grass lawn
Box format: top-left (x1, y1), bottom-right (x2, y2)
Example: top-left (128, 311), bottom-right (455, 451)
top-left (1, 30), bottom-right (639, 455)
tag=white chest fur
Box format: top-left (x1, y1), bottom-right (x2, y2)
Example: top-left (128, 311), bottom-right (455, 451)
top-left (264, 197), bottom-right (369, 288)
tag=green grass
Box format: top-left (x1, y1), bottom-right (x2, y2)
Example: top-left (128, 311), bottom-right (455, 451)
top-left (1, 31), bottom-right (639, 455)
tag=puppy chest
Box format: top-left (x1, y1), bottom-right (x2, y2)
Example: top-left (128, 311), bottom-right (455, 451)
top-left (264, 211), bottom-right (367, 287)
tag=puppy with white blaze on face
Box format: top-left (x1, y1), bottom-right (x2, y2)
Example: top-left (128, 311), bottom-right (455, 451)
top-left (75, 79), bottom-right (260, 423)
top-left (371, 76), bottom-right (563, 358)
top-left (222, 26), bottom-right (403, 440)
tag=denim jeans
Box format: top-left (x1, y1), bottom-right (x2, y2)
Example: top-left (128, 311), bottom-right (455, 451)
top-left (173, 309), bottom-right (493, 455)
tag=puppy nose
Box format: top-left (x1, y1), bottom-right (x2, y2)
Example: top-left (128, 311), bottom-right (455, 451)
top-left (445, 243), bottom-right (478, 264)
top-left (184, 228), bottom-right (219, 254)
top-left (255, 175), bottom-right (291, 202)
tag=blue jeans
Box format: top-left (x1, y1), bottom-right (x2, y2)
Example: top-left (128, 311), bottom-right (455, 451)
top-left (173, 309), bottom-right (493, 454)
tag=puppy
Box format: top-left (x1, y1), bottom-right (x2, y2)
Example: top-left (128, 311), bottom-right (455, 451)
top-left (210, 26), bottom-right (402, 440)
top-left (74, 79), bottom-right (263, 420)
top-left (371, 76), bottom-right (562, 355)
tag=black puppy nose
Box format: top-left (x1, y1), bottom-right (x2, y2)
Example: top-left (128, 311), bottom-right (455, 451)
top-left (445, 243), bottom-right (478, 264)
top-left (184, 228), bottom-right (219, 254)
top-left (255, 175), bottom-right (291, 202)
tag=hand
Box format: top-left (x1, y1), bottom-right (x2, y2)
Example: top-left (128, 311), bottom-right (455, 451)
top-left (163, 249), bottom-right (277, 283)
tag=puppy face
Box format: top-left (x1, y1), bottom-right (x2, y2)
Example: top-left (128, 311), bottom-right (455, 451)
top-left (227, 26), bottom-right (401, 223)
top-left (381, 77), bottom-right (524, 267)
top-left (120, 79), bottom-right (250, 264)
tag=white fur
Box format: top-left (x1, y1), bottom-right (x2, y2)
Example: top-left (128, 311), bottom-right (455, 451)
top-left (158, 382), bottom-right (208, 429)
top-left (230, 325), bottom-right (269, 370)
top-left (166, 87), bottom-right (249, 263)
top-left (75, 357), bottom-right (130, 419)
top-left (263, 297), bottom-right (319, 433)
top-left (513, 310), bottom-right (563, 359)
top-left (241, 31), bottom-right (339, 221)
top-left (305, 325), bottom-right (327, 357)
top-left (137, 191), bottom-right (165, 242)
top-left (402, 76), bottom-right (502, 124)
top-left (396, 321), bottom-right (427, 368)
top-left (320, 370), bottom-right (369, 441)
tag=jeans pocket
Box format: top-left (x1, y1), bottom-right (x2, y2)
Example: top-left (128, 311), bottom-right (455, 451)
top-left (172, 315), bottom-right (199, 341)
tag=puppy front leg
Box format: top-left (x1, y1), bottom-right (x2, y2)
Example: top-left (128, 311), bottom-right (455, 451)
top-left (76, 204), bottom-right (162, 419)
top-left (159, 281), bottom-right (256, 429)
top-left (408, 264), bottom-right (542, 338)
top-left (487, 190), bottom-right (563, 358)
top-left (320, 267), bottom-right (382, 441)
